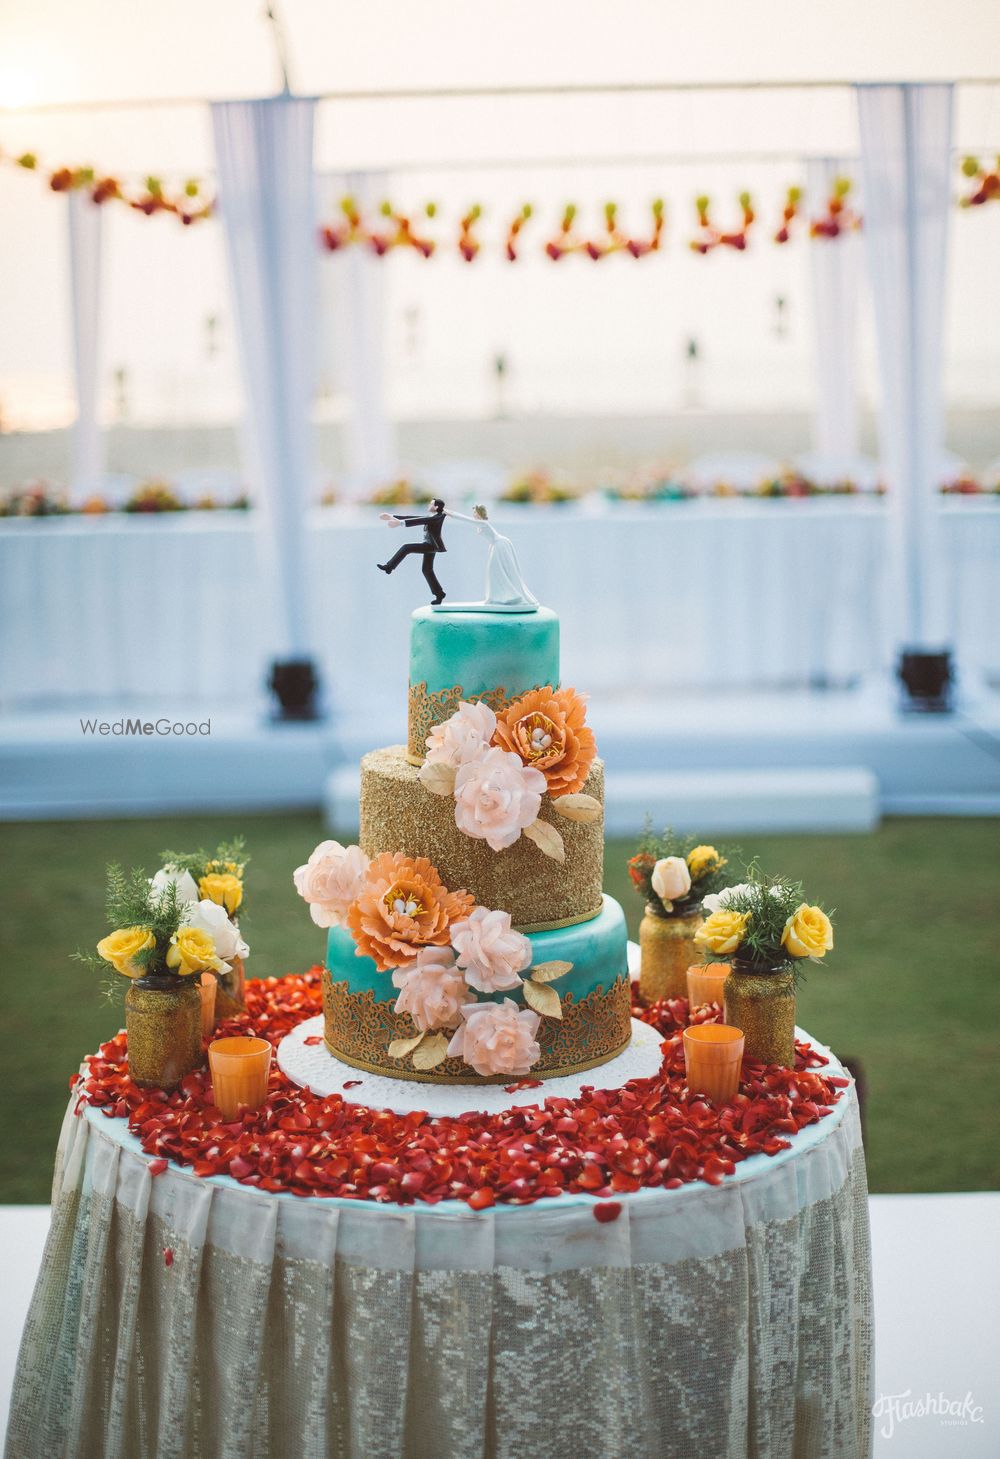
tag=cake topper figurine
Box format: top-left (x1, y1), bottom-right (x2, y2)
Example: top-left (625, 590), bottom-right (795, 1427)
top-left (378, 500), bottom-right (538, 612)
top-left (378, 498), bottom-right (448, 604)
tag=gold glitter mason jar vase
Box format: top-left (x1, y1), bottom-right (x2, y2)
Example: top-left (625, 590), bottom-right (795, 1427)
top-left (125, 974), bottom-right (203, 1091)
top-left (639, 906), bottom-right (704, 1004)
top-left (723, 962), bottom-right (796, 1068)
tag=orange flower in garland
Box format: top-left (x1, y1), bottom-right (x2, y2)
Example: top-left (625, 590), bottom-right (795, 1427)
top-left (347, 853), bottom-right (474, 973)
top-left (493, 685), bottom-right (596, 798)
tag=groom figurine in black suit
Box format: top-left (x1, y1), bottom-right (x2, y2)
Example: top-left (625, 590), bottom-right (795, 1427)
top-left (377, 498), bottom-right (447, 604)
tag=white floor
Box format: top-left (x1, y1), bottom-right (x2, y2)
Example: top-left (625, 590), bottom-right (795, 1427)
top-left (1, 1194), bottom-right (997, 1455)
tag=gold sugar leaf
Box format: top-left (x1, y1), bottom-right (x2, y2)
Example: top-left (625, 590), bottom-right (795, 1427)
top-left (522, 979), bottom-right (563, 1019)
top-left (411, 1032), bottom-right (450, 1070)
top-left (522, 818), bottom-right (565, 863)
top-left (388, 1033), bottom-right (425, 1059)
top-left (550, 793), bottom-right (602, 823)
top-left (529, 960), bottom-right (573, 983)
top-left (418, 761), bottom-right (457, 797)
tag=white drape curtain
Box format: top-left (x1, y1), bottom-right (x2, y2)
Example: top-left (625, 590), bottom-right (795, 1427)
top-left (806, 157), bottom-right (861, 463)
top-left (210, 95), bottom-right (319, 659)
top-left (856, 83), bottom-right (954, 651)
top-left (67, 190), bottom-right (105, 501)
top-left (318, 170), bottom-right (395, 493)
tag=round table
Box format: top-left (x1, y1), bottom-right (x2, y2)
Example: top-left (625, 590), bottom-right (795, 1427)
top-left (5, 1023), bottom-right (872, 1459)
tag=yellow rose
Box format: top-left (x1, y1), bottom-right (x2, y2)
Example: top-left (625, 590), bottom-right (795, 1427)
top-left (198, 872), bottom-right (243, 914)
top-left (694, 909), bottom-right (748, 956)
top-left (687, 844), bottom-right (725, 880)
top-left (166, 926), bottom-right (224, 977)
top-left (782, 904), bottom-right (834, 959)
top-left (96, 926), bottom-right (155, 978)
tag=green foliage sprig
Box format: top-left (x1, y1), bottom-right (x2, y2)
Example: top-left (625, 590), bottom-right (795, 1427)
top-left (627, 824), bottom-right (735, 916)
top-left (73, 863), bottom-right (189, 987)
top-left (158, 836), bottom-right (248, 881)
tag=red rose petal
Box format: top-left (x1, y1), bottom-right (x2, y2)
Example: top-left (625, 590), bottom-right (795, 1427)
top-left (303, 1035), bottom-right (323, 1047)
top-left (163, 1247), bottom-right (174, 1267)
top-left (67, 968), bottom-right (843, 1210)
top-left (593, 1200), bottom-right (622, 1223)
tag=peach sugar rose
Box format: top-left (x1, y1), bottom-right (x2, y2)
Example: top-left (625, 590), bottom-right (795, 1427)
top-left (347, 852), bottom-right (474, 973)
top-left (493, 685), bottom-right (596, 798)
top-left (446, 999), bottom-right (542, 1078)
top-left (391, 947), bottom-right (468, 1032)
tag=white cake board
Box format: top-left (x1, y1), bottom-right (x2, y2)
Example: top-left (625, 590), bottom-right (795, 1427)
top-left (278, 1015), bottom-right (664, 1117)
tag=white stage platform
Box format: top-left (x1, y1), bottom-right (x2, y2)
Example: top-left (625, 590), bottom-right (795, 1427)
top-left (2, 1194), bottom-right (998, 1455)
top-left (2, 677), bottom-right (999, 824)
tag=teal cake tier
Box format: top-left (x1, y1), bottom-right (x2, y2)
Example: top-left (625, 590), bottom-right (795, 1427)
top-left (323, 894), bottom-right (632, 1083)
top-left (407, 604), bottom-right (560, 758)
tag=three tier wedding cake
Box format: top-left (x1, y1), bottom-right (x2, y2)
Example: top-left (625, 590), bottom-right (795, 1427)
top-left (294, 601), bottom-right (633, 1085)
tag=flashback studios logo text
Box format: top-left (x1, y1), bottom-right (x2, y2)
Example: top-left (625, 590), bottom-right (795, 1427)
top-left (80, 718), bottom-right (212, 738)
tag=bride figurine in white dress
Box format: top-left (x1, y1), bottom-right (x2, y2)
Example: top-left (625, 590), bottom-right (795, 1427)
top-left (443, 505), bottom-right (539, 612)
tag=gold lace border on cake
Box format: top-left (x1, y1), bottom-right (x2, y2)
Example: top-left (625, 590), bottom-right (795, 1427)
top-left (407, 680), bottom-right (546, 761)
top-left (322, 974), bottom-right (633, 1085)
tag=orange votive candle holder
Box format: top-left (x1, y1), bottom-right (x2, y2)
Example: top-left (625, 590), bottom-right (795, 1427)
top-left (198, 973), bottom-right (218, 1039)
top-left (686, 962), bottom-right (731, 1010)
top-left (682, 1024), bottom-right (745, 1106)
top-left (208, 1036), bottom-right (272, 1119)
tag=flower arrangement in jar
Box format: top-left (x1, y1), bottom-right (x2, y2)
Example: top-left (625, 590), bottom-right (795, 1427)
top-left (155, 839), bottom-right (250, 1014)
top-left (695, 866), bottom-right (834, 1067)
top-left (628, 830), bottom-right (733, 1004)
top-left (77, 864), bottom-right (229, 1090)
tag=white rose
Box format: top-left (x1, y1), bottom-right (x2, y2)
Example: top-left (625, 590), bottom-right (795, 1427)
top-left (703, 882), bottom-right (784, 915)
top-left (651, 856), bottom-right (692, 911)
top-left (391, 946), bottom-right (467, 1032)
top-left (292, 840), bottom-right (370, 928)
top-left (150, 865), bottom-right (199, 905)
top-left (184, 898), bottom-right (248, 964)
top-left (702, 882), bottom-right (748, 914)
top-left (451, 906), bottom-right (532, 993)
top-left (453, 746), bottom-right (547, 852)
top-left (424, 700), bottom-right (498, 768)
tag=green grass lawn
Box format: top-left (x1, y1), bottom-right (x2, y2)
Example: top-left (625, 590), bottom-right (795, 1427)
top-left (1, 814), bottom-right (998, 1202)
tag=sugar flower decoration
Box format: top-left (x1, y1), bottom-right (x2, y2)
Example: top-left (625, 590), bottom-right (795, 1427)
top-left (453, 747), bottom-right (546, 851)
top-left (424, 700), bottom-right (497, 769)
top-left (493, 685), bottom-right (596, 798)
top-left (391, 946), bottom-right (468, 1032)
top-left (347, 852), bottom-right (474, 973)
top-left (446, 999), bottom-right (542, 1077)
top-left (450, 906), bottom-right (532, 993)
top-left (293, 840), bottom-right (370, 929)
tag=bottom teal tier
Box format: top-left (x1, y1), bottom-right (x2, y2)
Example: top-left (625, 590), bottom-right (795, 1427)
top-left (323, 894), bottom-right (632, 1083)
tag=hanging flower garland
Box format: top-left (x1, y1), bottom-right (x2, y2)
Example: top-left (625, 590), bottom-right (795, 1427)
top-left (689, 191), bottom-right (754, 253)
top-left (319, 194), bottom-right (438, 256)
top-left (959, 155), bottom-right (1000, 207)
top-left (1, 147), bottom-right (213, 225)
top-left (544, 199), bottom-right (665, 260)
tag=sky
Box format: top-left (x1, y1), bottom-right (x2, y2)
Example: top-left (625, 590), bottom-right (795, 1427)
top-left (0, 1), bottom-right (998, 446)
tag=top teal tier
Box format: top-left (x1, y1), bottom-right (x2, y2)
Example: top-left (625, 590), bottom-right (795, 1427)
top-left (407, 605), bottom-right (561, 758)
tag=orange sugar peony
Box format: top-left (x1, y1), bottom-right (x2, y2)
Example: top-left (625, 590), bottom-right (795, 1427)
top-left (346, 852), bottom-right (474, 974)
top-left (492, 685), bottom-right (596, 798)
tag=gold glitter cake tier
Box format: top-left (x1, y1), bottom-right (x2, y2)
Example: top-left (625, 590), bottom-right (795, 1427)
top-left (359, 746), bottom-right (605, 928)
top-left (322, 972), bottom-right (632, 1084)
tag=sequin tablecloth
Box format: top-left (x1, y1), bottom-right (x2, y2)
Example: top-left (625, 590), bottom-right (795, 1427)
top-left (5, 1050), bottom-right (872, 1459)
